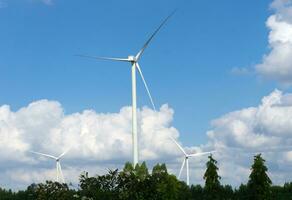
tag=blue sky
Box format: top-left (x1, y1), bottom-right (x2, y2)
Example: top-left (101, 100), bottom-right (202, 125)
top-left (0, 0), bottom-right (281, 147)
top-left (2, 0), bottom-right (292, 188)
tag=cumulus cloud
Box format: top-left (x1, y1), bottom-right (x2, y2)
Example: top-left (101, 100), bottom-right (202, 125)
top-left (0, 100), bottom-right (181, 188)
top-left (2, 90), bottom-right (292, 188)
top-left (206, 89), bottom-right (292, 186)
top-left (256, 0), bottom-right (292, 86)
top-left (208, 89), bottom-right (292, 149)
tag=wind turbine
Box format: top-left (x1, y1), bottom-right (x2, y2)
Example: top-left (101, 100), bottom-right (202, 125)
top-left (30, 149), bottom-right (69, 183)
top-left (170, 137), bottom-right (216, 186)
top-left (77, 11), bottom-right (176, 167)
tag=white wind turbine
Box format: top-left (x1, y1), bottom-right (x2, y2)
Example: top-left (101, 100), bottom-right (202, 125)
top-left (77, 11), bottom-right (176, 167)
top-left (30, 149), bottom-right (69, 183)
top-left (170, 137), bottom-right (216, 186)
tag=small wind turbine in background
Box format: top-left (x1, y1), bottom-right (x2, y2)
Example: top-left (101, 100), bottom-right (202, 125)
top-left (170, 137), bottom-right (216, 186)
top-left (30, 149), bottom-right (70, 183)
top-left (77, 10), bottom-right (176, 167)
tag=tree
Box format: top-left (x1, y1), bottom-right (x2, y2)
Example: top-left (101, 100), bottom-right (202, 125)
top-left (151, 163), bottom-right (183, 200)
top-left (118, 162), bottom-right (152, 200)
top-left (25, 181), bottom-right (75, 200)
top-left (220, 185), bottom-right (234, 199)
top-left (135, 161), bottom-right (149, 181)
top-left (152, 163), bottom-right (168, 175)
top-left (190, 184), bottom-right (204, 200)
top-left (247, 154), bottom-right (272, 200)
top-left (79, 170), bottom-right (119, 200)
top-left (234, 184), bottom-right (248, 200)
top-left (203, 154), bottom-right (221, 199)
top-left (9, 161), bottom-right (292, 199)
top-left (123, 162), bottom-right (134, 175)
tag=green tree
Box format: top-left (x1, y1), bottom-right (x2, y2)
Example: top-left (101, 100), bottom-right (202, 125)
top-left (220, 185), bottom-right (234, 199)
top-left (203, 154), bottom-right (221, 199)
top-left (177, 181), bottom-right (191, 200)
top-left (190, 184), bottom-right (204, 200)
top-left (118, 162), bottom-right (151, 200)
top-left (247, 154), bottom-right (272, 200)
top-left (150, 163), bottom-right (184, 200)
top-left (25, 183), bottom-right (39, 200)
top-left (152, 163), bottom-right (168, 175)
top-left (234, 184), bottom-right (249, 200)
top-left (123, 162), bottom-right (134, 175)
top-left (0, 188), bottom-right (15, 200)
top-left (25, 181), bottom-right (75, 200)
top-left (135, 161), bottom-right (149, 181)
top-left (79, 170), bottom-right (119, 200)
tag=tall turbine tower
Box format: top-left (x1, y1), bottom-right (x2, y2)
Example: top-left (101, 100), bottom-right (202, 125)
top-left (170, 137), bottom-right (216, 186)
top-left (30, 150), bottom-right (69, 183)
top-left (77, 11), bottom-right (176, 167)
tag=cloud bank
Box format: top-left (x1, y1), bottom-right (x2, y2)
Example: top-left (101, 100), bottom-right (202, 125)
top-left (1, 90), bottom-right (292, 188)
top-left (207, 89), bottom-right (292, 186)
top-left (256, 0), bottom-right (292, 86)
top-left (0, 101), bottom-right (181, 189)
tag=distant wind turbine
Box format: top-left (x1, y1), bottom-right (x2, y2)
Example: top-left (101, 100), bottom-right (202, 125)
top-left (77, 10), bottom-right (176, 167)
top-left (30, 149), bottom-right (69, 183)
top-left (170, 137), bottom-right (216, 186)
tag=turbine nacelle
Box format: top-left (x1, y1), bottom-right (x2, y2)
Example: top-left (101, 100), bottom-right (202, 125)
top-left (128, 55), bottom-right (137, 62)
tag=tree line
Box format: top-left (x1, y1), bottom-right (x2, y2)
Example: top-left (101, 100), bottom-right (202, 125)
top-left (1, 154), bottom-right (292, 199)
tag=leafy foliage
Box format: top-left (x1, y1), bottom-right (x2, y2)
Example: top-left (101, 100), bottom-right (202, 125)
top-left (1, 155), bottom-right (292, 199)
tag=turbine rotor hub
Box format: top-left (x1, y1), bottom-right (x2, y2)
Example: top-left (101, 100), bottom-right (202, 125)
top-left (128, 55), bottom-right (136, 62)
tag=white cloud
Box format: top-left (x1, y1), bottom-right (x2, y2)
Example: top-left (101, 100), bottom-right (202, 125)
top-left (2, 90), bottom-right (292, 188)
top-left (0, 100), bottom-right (181, 188)
top-left (256, 0), bottom-right (292, 86)
top-left (206, 89), bottom-right (292, 186)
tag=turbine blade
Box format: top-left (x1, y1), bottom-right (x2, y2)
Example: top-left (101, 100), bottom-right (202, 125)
top-left (76, 54), bottom-right (130, 62)
top-left (30, 151), bottom-right (57, 160)
top-left (135, 63), bottom-right (156, 111)
top-left (178, 158), bottom-right (186, 179)
top-left (135, 9), bottom-right (177, 61)
top-left (58, 148), bottom-right (70, 160)
top-left (188, 150), bottom-right (216, 157)
top-left (169, 136), bottom-right (187, 156)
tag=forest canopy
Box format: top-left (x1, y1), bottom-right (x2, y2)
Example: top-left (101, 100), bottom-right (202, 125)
top-left (1, 154), bottom-right (292, 200)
